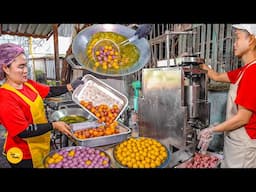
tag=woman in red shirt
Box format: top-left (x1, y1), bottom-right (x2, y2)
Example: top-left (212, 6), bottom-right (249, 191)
top-left (198, 24), bottom-right (256, 168)
top-left (0, 43), bottom-right (84, 168)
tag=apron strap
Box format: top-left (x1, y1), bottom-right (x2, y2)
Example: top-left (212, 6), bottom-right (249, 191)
top-left (235, 61), bottom-right (256, 85)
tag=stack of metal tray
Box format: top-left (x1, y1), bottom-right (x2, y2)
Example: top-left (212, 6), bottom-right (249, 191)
top-left (72, 74), bottom-right (128, 122)
top-left (70, 121), bottom-right (131, 147)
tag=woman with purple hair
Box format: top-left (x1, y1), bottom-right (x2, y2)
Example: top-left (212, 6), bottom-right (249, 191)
top-left (0, 43), bottom-right (84, 168)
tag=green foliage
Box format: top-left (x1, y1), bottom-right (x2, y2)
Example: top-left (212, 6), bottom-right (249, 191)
top-left (35, 70), bottom-right (47, 84)
top-left (46, 80), bottom-right (57, 86)
top-left (34, 70), bottom-right (44, 78)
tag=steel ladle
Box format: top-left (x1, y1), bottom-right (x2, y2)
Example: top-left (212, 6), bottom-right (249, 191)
top-left (92, 34), bottom-right (139, 61)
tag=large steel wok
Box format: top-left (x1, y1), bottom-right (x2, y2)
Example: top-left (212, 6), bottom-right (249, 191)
top-left (72, 24), bottom-right (151, 77)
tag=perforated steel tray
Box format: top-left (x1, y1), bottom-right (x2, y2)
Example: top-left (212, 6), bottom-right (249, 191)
top-left (72, 74), bottom-right (128, 122)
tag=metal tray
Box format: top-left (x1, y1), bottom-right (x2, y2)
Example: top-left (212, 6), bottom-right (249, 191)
top-left (72, 74), bottom-right (128, 122)
top-left (43, 146), bottom-right (112, 168)
top-left (174, 151), bottom-right (223, 168)
top-left (70, 121), bottom-right (131, 147)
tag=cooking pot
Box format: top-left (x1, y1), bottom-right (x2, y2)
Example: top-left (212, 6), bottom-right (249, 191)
top-left (72, 24), bottom-right (151, 77)
top-left (49, 106), bottom-right (94, 123)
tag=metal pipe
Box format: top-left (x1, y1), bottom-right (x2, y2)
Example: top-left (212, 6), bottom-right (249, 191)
top-left (166, 30), bottom-right (170, 67)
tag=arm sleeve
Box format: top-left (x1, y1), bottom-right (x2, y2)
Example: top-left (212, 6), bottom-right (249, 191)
top-left (18, 123), bottom-right (53, 138)
top-left (46, 85), bottom-right (68, 98)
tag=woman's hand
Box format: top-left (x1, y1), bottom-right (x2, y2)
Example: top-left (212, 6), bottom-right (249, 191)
top-left (135, 24), bottom-right (153, 39)
top-left (66, 76), bottom-right (84, 92)
top-left (71, 76), bottom-right (84, 90)
top-left (199, 63), bottom-right (211, 71)
top-left (52, 121), bottom-right (73, 137)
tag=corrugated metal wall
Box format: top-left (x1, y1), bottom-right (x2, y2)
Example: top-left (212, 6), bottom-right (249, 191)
top-left (45, 59), bottom-right (57, 79)
top-left (133, 24), bottom-right (240, 81)
top-left (189, 24), bottom-right (240, 72)
top-left (1, 24), bottom-right (54, 38)
top-left (29, 58), bottom-right (63, 81)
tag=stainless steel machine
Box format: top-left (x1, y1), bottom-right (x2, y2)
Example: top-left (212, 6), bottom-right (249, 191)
top-left (138, 56), bottom-right (211, 167)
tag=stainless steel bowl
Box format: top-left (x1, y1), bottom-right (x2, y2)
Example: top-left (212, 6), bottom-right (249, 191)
top-left (72, 24), bottom-right (151, 77)
top-left (43, 146), bottom-right (112, 168)
top-left (113, 137), bottom-right (171, 168)
top-left (49, 106), bottom-right (94, 122)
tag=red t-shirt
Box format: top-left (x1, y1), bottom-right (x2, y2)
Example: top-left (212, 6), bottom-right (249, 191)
top-left (0, 80), bottom-right (50, 159)
top-left (227, 62), bottom-right (256, 139)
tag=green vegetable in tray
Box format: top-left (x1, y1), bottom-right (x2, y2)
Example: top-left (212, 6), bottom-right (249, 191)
top-left (59, 115), bottom-right (88, 124)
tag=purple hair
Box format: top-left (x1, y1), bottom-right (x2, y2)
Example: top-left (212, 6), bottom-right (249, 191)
top-left (0, 43), bottom-right (25, 80)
